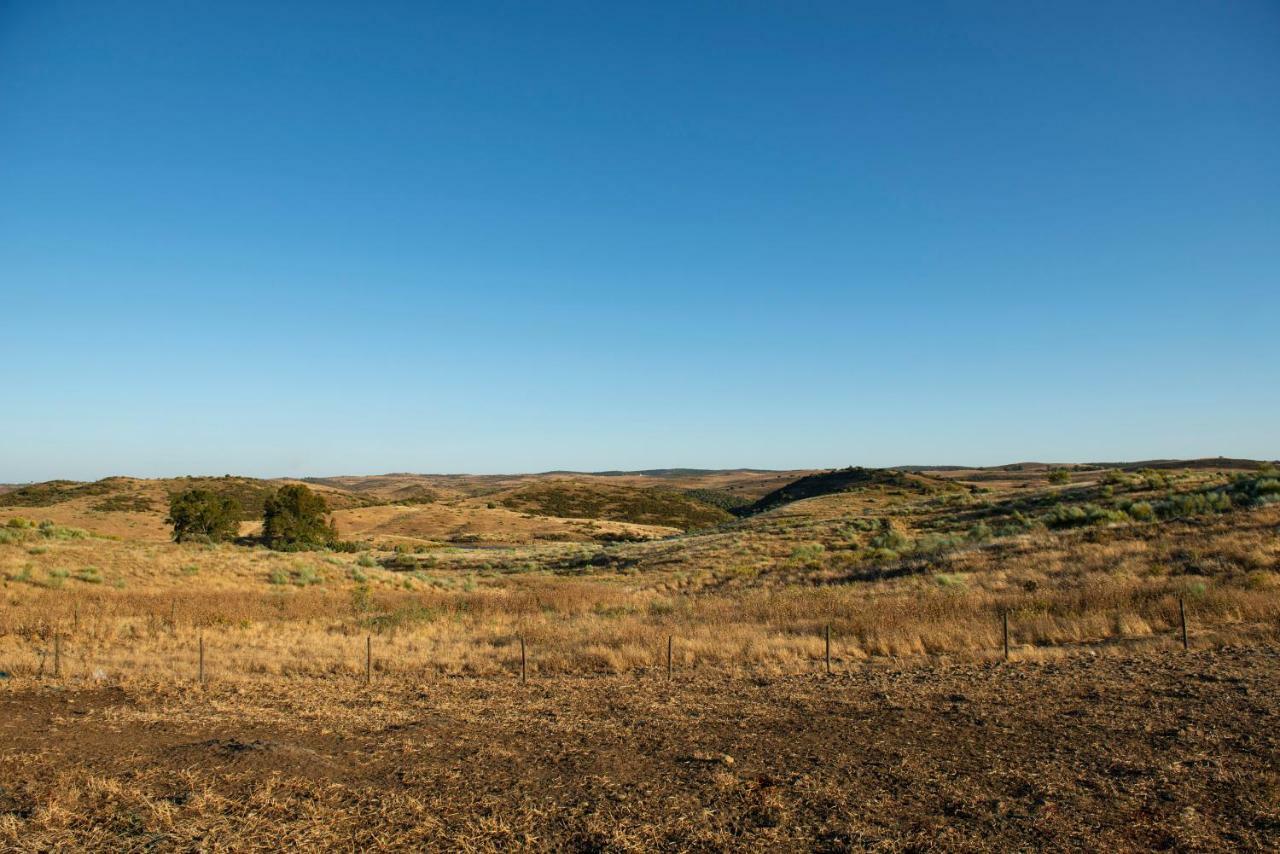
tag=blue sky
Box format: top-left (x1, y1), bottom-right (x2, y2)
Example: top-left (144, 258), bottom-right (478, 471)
top-left (2, 1), bottom-right (1277, 480)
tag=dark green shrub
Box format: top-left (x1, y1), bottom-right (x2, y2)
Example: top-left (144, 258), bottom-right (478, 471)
top-left (166, 489), bottom-right (242, 543)
top-left (1229, 473), bottom-right (1280, 508)
top-left (262, 484), bottom-right (335, 551)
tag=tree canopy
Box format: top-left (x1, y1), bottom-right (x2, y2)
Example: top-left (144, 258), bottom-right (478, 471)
top-left (166, 489), bottom-right (242, 543)
top-left (262, 484), bottom-right (335, 550)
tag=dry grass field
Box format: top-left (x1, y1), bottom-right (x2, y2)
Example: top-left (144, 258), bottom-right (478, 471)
top-left (2, 461), bottom-right (1278, 849)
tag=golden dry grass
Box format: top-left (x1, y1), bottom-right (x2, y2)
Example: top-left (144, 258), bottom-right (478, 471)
top-left (2, 503), bottom-right (1277, 684)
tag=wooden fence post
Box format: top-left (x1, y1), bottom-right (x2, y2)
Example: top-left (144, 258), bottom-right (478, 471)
top-left (54, 634), bottom-right (61, 678)
top-left (198, 634), bottom-right (205, 685)
top-left (1002, 610), bottom-right (1010, 661)
top-left (520, 636), bottom-right (527, 684)
top-left (366, 635), bottom-right (372, 685)
top-left (1179, 597), bottom-right (1188, 651)
top-left (825, 624), bottom-right (831, 675)
top-left (667, 635), bottom-right (673, 681)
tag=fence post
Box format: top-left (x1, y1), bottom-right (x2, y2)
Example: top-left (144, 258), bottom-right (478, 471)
top-left (366, 635), bottom-right (372, 685)
top-left (54, 634), bottom-right (61, 678)
top-left (1002, 610), bottom-right (1010, 661)
top-left (198, 634), bottom-right (205, 685)
top-left (667, 635), bottom-right (673, 681)
top-left (1179, 597), bottom-right (1188, 651)
top-left (520, 636), bottom-right (527, 684)
top-left (825, 624), bottom-right (831, 675)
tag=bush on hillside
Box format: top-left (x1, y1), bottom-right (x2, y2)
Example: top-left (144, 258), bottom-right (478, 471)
top-left (167, 489), bottom-right (243, 543)
top-left (1231, 472), bottom-right (1280, 508)
top-left (1043, 503), bottom-right (1129, 529)
top-left (262, 484), bottom-right (336, 551)
top-left (1154, 490), bottom-right (1234, 520)
top-left (1125, 501), bottom-right (1156, 522)
top-left (869, 518), bottom-right (910, 551)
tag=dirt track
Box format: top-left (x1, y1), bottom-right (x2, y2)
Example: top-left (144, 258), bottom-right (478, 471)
top-left (2, 647), bottom-right (1278, 851)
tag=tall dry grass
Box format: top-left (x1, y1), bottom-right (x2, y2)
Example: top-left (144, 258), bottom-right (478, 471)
top-left (3, 572), bottom-right (1277, 684)
top-left (2, 505), bottom-right (1277, 684)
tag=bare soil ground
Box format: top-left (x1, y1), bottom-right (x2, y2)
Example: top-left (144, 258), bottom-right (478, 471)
top-left (2, 646), bottom-right (1277, 851)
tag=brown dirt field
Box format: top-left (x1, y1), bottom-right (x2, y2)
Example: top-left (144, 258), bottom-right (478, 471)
top-left (1, 647), bottom-right (1277, 851)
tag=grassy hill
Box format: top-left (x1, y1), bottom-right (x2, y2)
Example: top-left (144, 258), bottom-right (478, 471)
top-left (742, 466), bottom-right (965, 515)
top-left (498, 480), bottom-right (734, 531)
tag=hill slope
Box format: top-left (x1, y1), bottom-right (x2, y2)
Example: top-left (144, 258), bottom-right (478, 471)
top-left (498, 480), bottom-right (734, 531)
top-left (743, 467), bottom-right (966, 515)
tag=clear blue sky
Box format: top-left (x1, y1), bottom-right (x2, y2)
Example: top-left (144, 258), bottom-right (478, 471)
top-left (2, 1), bottom-right (1277, 481)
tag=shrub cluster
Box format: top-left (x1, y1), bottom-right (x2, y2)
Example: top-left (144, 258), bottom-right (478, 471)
top-left (1043, 503), bottom-right (1129, 529)
top-left (0, 518), bottom-right (91, 544)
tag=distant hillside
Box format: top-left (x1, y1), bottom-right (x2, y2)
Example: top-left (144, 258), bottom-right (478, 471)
top-left (0, 479), bottom-right (119, 507)
top-left (499, 481), bottom-right (734, 531)
top-left (568, 468), bottom-right (782, 478)
top-left (0, 475), bottom-right (373, 515)
top-left (742, 467), bottom-right (964, 515)
top-left (1107, 458), bottom-right (1276, 472)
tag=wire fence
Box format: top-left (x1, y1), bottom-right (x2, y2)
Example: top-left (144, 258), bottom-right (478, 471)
top-left (2, 597), bottom-right (1210, 686)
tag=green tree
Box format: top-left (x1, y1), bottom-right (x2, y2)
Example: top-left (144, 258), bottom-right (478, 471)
top-left (262, 484), bottom-right (335, 550)
top-left (1047, 468), bottom-right (1071, 485)
top-left (166, 489), bottom-right (242, 543)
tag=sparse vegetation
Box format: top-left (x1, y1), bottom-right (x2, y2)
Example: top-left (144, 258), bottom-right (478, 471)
top-left (500, 481), bottom-right (732, 530)
top-left (91, 494), bottom-right (155, 513)
top-left (0, 479), bottom-right (114, 507)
